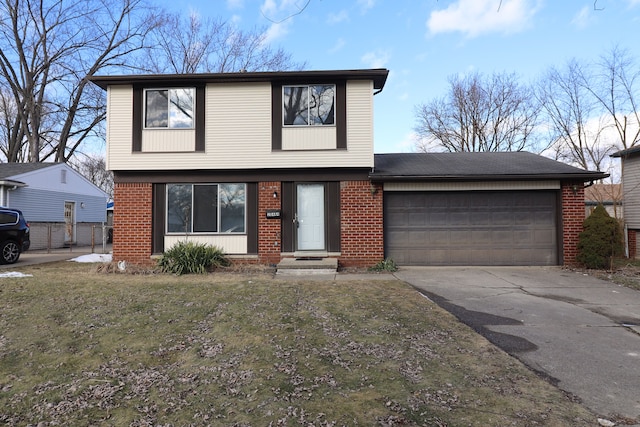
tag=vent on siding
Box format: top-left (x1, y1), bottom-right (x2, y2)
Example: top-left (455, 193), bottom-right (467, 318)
top-left (61, 169), bottom-right (67, 184)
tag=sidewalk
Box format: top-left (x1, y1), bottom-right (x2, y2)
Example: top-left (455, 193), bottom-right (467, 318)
top-left (1, 245), bottom-right (112, 269)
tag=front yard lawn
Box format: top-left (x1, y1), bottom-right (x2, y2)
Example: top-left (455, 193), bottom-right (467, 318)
top-left (0, 262), bottom-right (595, 426)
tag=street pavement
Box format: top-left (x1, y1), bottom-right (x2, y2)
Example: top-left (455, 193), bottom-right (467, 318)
top-left (0, 245), bottom-right (111, 269)
top-left (394, 266), bottom-right (640, 422)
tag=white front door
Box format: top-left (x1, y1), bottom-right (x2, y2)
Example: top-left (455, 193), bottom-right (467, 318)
top-left (296, 184), bottom-right (325, 251)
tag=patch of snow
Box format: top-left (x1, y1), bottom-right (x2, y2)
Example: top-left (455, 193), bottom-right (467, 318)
top-left (0, 271), bottom-right (33, 278)
top-left (69, 253), bottom-right (112, 263)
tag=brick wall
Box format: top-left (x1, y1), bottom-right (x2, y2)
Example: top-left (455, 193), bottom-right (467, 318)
top-left (258, 181), bottom-right (282, 265)
top-left (113, 182), bottom-right (154, 265)
top-left (561, 181), bottom-right (586, 266)
top-left (628, 229), bottom-right (637, 259)
top-left (339, 181), bottom-right (384, 267)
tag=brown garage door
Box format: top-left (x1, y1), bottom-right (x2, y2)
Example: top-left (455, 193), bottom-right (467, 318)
top-left (385, 191), bottom-right (558, 266)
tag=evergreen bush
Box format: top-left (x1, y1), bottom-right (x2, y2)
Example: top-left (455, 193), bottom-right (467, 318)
top-left (158, 241), bottom-right (229, 275)
top-left (576, 204), bottom-right (624, 269)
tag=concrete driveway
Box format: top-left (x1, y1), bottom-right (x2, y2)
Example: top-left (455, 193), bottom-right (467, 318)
top-left (395, 266), bottom-right (640, 422)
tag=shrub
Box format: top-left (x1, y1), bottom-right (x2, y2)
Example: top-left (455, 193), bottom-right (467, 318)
top-left (576, 204), bottom-right (624, 269)
top-left (158, 241), bottom-right (229, 275)
top-left (368, 258), bottom-right (398, 272)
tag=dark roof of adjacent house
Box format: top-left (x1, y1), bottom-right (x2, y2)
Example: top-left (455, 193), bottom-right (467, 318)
top-left (584, 183), bottom-right (622, 204)
top-left (0, 163), bottom-right (55, 180)
top-left (370, 152), bottom-right (609, 182)
top-left (611, 145), bottom-right (640, 158)
top-left (90, 68), bottom-right (389, 91)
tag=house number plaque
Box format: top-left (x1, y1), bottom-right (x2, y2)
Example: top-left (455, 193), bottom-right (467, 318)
top-left (265, 209), bottom-right (281, 219)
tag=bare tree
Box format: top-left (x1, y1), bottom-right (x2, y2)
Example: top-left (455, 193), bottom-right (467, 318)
top-left (537, 59), bottom-right (614, 171)
top-left (69, 154), bottom-right (113, 197)
top-left (414, 71), bottom-right (540, 152)
top-left (589, 46), bottom-right (640, 151)
top-left (0, 0), bottom-right (160, 163)
top-left (145, 11), bottom-right (305, 74)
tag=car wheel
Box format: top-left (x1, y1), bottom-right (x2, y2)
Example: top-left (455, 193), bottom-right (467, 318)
top-left (0, 241), bottom-right (21, 264)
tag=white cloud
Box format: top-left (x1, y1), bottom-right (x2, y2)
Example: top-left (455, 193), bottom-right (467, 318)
top-left (260, 0), bottom-right (307, 22)
top-left (230, 14), bottom-right (242, 25)
top-left (261, 0), bottom-right (278, 16)
top-left (327, 10), bottom-right (349, 24)
top-left (227, 0), bottom-right (244, 9)
top-left (361, 49), bottom-right (390, 68)
top-left (358, 0), bottom-right (376, 13)
top-left (571, 6), bottom-right (592, 29)
top-left (427, 0), bottom-right (540, 37)
top-left (328, 38), bottom-right (346, 54)
top-left (263, 21), bottom-right (291, 44)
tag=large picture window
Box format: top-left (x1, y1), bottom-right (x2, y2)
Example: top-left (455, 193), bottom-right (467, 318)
top-left (283, 85), bottom-right (335, 126)
top-left (145, 88), bottom-right (195, 129)
top-left (167, 183), bottom-right (246, 233)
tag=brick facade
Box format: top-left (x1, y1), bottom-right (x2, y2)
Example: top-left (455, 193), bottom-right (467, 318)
top-left (561, 181), bottom-right (586, 266)
top-left (628, 229), bottom-right (637, 259)
top-left (112, 179), bottom-right (586, 268)
top-left (339, 181), bottom-right (384, 267)
top-left (112, 182), bottom-right (154, 265)
top-left (257, 181), bottom-right (282, 265)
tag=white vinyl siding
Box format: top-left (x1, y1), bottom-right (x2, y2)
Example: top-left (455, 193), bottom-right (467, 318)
top-left (164, 235), bottom-right (247, 254)
top-left (346, 80), bottom-right (374, 166)
top-left (282, 126), bottom-right (337, 150)
top-left (106, 85), bottom-right (134, 171)
top-left (142, 128), bottom-right (196, 152)
top-left (623, 156), bottom-right (640, 228)
top-left (207, 82), bottom-right (273, 165)
top-left (105, 80), bottom-right (376, 170)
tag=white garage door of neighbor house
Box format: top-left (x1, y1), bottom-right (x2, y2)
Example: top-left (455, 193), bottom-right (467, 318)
top-left (384, 191), bottom-right (558, 266)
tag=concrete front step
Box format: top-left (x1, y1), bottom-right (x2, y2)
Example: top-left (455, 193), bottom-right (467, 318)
top-left (276, 257), bottom-right (338, 275)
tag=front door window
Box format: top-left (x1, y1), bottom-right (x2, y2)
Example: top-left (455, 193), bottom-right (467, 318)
top-left (296, 184), bottom-right (325, 251)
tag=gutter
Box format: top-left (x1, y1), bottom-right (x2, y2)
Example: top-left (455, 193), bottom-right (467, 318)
top-left (368, 173), bottom-right (610, 182)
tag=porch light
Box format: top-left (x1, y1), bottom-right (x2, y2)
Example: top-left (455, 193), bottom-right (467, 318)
top-left (273, 191), bottom-right (278, 199)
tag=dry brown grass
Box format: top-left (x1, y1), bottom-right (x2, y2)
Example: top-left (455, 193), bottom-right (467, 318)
top-left (0, 261), bottom-right (597, 426)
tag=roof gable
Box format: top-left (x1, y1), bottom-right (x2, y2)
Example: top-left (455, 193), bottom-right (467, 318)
top-left (0, 163), bottom-right (108, 197)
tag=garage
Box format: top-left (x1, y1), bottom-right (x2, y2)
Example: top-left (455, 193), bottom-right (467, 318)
top-left (371, 152), bottom-right (608, 267)
top-left (384, 190), bottom-right (558, 266)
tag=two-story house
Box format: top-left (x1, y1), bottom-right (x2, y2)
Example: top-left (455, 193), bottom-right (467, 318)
top-left (90, 69), bottom-right (389, 267)
top-left (90, 69), bottom-right (606, 268)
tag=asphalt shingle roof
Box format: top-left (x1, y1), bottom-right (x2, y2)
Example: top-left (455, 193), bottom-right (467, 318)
top-left (0, 163), bottom-right (56, 180)
top-left (371, 152), bottom-right (608, 182)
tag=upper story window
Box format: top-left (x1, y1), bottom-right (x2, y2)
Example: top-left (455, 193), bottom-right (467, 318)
top-left (145, 88), bottom-right (195, 129)
top-left (283, 85), bottom-right (335, 126)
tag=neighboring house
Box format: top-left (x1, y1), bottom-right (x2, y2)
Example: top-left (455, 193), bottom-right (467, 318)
top-left (612, 147), bottom-right (640, 258)
top-left (0, 163), bottom-right (109, 250)
top-left (584, 183), bottom-right (622, 220)
top-left (90, 69), bottom-right (606, 267)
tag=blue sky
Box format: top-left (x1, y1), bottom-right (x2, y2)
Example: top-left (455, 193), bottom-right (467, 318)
top-left (159, 0), bottom-right (640, 154)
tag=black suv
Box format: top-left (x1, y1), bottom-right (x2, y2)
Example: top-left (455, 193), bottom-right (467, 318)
top-left (0, 207), bottom-right (30, 264)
